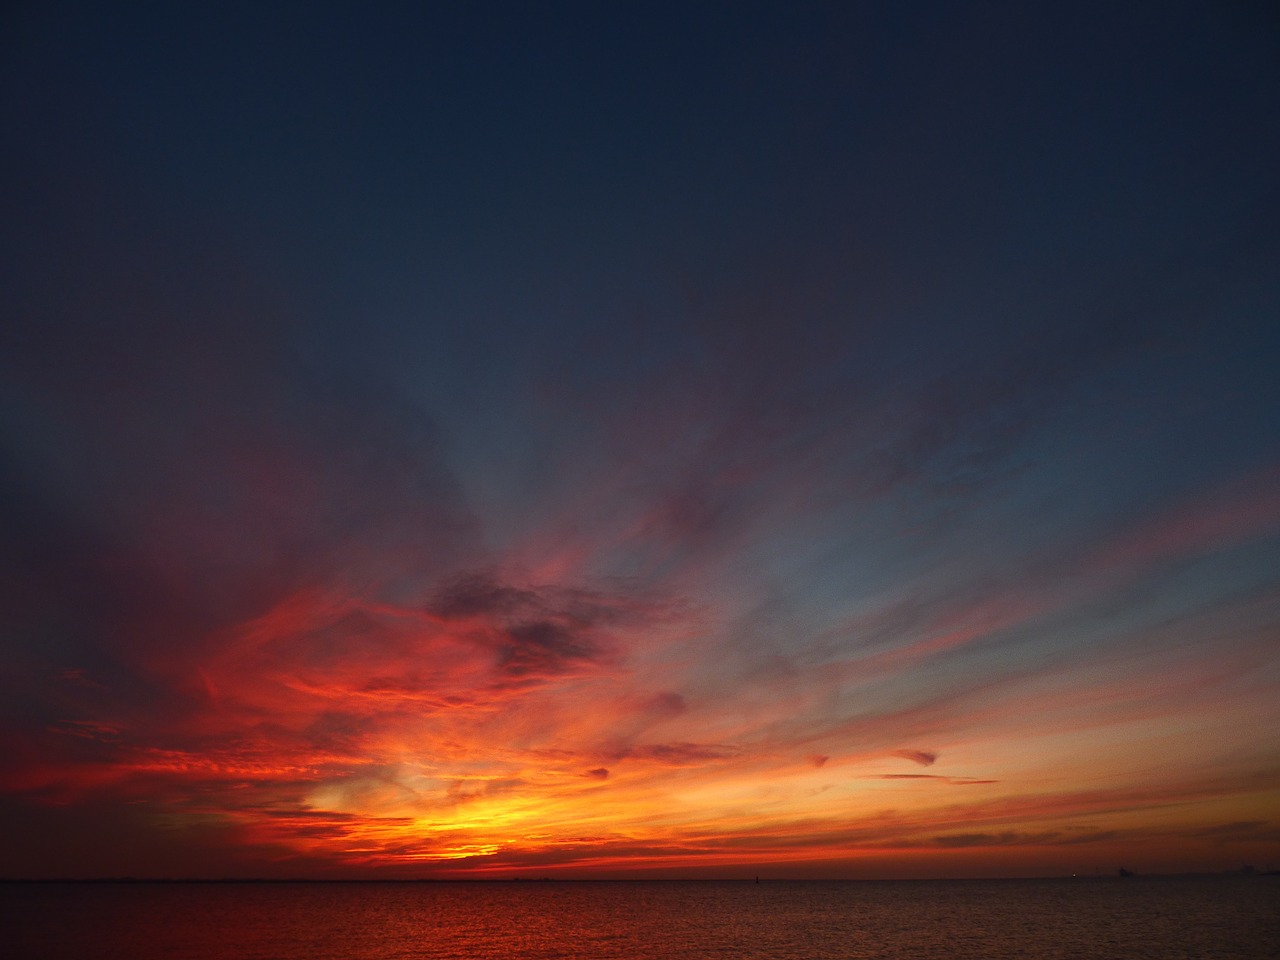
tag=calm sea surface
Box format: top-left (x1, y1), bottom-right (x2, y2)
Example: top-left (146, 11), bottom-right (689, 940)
top-left (3, 877), bottom-right (1277, 960)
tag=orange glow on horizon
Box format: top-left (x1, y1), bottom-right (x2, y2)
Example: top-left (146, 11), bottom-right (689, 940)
top-left (7, 474), bottom-right (1280, 880)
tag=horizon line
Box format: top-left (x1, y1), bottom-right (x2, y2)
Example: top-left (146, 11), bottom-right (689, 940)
top-left (4, 870), bottom-right (1269, 884)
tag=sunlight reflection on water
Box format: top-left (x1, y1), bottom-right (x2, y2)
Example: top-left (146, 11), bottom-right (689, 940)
top-left (4, 877), bottom-right (1277, 960)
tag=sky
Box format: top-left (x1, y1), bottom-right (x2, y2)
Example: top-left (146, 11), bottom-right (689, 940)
top-left (2, 0), bottom-right (1278, 880)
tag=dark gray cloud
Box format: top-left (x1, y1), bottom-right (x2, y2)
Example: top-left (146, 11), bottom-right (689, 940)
top-left (426, 572), bottom-right (679, 685)
top-left (499, 620), bottom-right (600, 678)
top-left (892, 749), bottom-right (937, 766)
top-left (428, 575), bottom-right (537, 620)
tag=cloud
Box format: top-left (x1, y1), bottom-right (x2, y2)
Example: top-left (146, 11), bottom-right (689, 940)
top-left (427, 575), bottom-right (537, 620)
top-left (618, 742), bottom-right (738, 766)
top-left (1090, 464), bottom-right (1280, 575)
top-left (1189, 821), bottom-right (1278, 842)
top-left (873, 774), bottom-right (997, 785)
top-left (1057, 830), bottom-right (1121, 845)
top-left (641, 691), bottom-right (688, 718)
top-left (892, 749), bottom-right (937, 766)
top-left (497, 620), bottom-right (601, 679)
top-left (418, 573), bottom-right (689, 689)
top-left (930, 831), bottom-right (1062, 848)
top-left (876, 774), bottom-right (938, 779)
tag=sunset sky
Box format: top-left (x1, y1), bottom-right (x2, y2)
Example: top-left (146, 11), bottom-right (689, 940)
top-left (2, 1), bottom-right (1278, 880)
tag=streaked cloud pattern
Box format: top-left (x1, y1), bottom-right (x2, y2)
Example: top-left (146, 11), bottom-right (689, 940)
top-left (2, 1), bottom-right (1278, 878)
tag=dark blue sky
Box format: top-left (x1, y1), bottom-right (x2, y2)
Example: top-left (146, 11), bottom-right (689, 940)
top-left (2, 1), bottom-right (1278, 878)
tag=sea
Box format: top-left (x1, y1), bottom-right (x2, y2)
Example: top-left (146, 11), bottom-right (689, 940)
top-left (2, 877), bottom-right (1276, 959)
